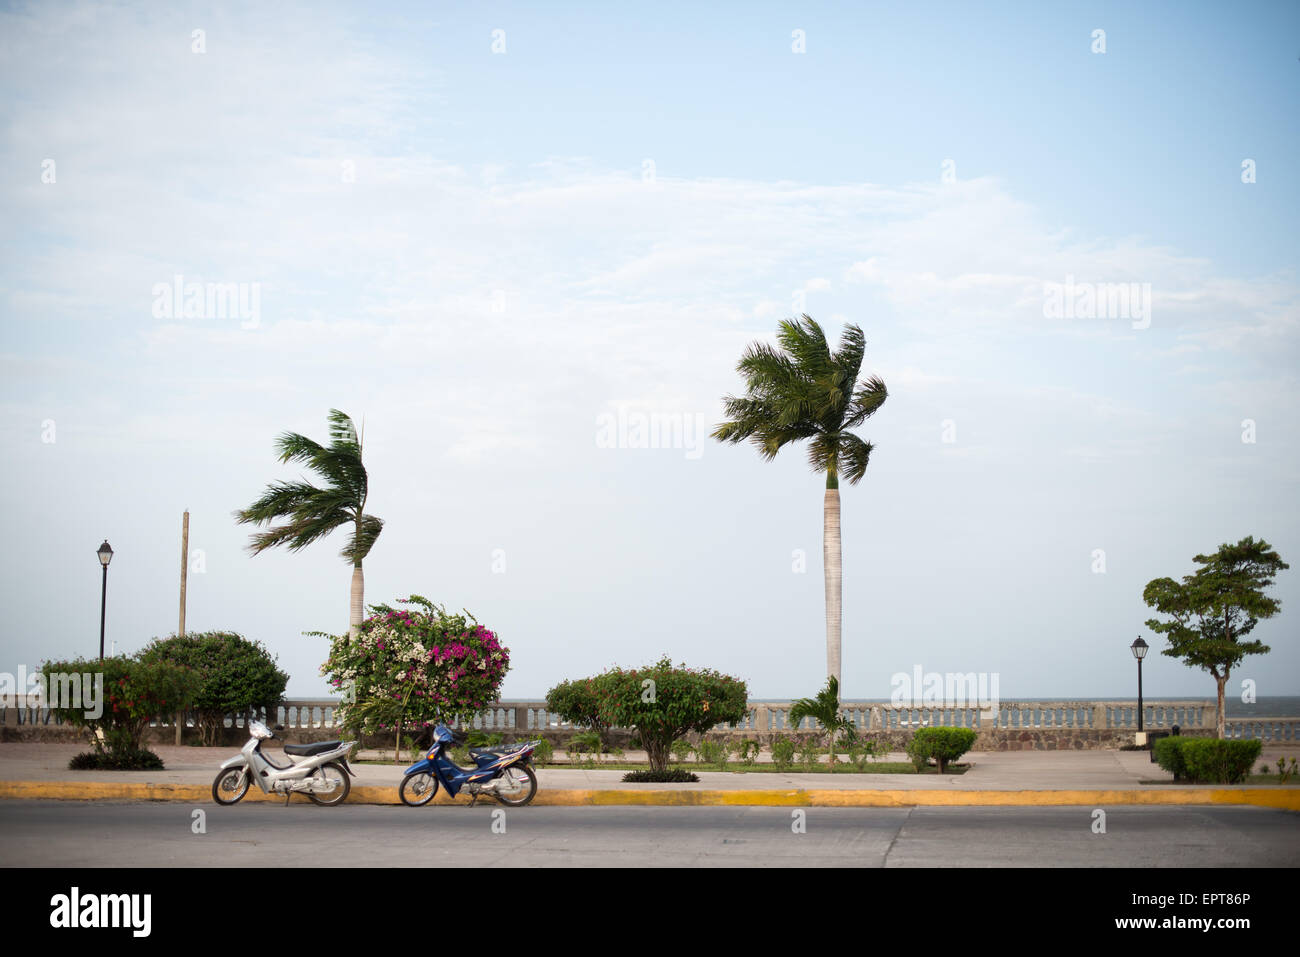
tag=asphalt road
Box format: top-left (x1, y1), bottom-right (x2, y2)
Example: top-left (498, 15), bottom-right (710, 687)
top-left (2, 801), bottom-right (1297, 867)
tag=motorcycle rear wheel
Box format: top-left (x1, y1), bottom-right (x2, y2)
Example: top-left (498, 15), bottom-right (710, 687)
top-left (495, 763), bottom-right (537, 807)
top-left (307, 762), bottom-right (350, 806)
top-left (399, 771), bottom-right (439, 807)
top-left (212, 767), bottom-right (250, 805)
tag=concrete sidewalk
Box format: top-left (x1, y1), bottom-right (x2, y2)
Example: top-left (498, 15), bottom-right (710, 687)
top-left (2, 742), bottom-right (1296, 809)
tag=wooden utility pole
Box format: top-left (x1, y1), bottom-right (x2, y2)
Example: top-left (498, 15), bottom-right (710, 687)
top-left (179, 510), bottom-right (190, 636)
top-left (176, 510), bottom-right (189, 745)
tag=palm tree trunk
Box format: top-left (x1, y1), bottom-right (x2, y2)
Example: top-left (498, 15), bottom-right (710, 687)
top-left (349, 564), bottom-right (364, 639)
top-left (824, 485), bottom-right (842, 691)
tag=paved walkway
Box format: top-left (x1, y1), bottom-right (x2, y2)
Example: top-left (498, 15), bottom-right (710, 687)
top-left (1, 742), bottom-right (1296, 801)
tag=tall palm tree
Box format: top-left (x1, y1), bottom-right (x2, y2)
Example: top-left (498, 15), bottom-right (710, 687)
top-left (235, 409), bottom-right (383, 638)
top-left (713, 316), bottom-right (887, 694)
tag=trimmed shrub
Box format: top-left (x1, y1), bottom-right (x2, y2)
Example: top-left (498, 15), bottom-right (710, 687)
top-left (670, 739), bottom-right (693, 764)
top-left (139, 631), bottom-right (288, 746)
top-left (907, 727), bottom-right (977, 773)
top-left (623, 768), bottom-right (700, 783)
top-left (69, 749), bottom-right (165, 771)
top-left (1157, 738), bottom-right (1261, 784)
top-left (1153, 736), bottom-right (1189, 779)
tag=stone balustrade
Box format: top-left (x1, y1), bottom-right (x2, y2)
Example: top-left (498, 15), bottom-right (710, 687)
top-left (6, 695), bottom-right (1297, 747)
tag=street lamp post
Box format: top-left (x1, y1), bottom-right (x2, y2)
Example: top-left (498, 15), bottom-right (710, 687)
top-left (97, 540), bottom-right (113, 660)
top-left (1130, 636), bottom-right (1148, 734)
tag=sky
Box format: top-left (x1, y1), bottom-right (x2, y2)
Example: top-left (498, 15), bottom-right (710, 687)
top-left (2, 0), bottom-right (1297, 702)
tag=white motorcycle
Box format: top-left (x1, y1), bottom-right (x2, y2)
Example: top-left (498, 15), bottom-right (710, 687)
top-left (212, 719), bottom-right (356, 806)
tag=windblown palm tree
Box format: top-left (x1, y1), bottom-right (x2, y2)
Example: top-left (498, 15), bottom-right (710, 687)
top-left (235, 409), bottom-right (382, 638)
top-left (713, 316), bottom-right (887, 693)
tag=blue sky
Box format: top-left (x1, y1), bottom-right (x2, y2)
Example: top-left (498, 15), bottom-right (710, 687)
top-left (2, 0), bottom-right (1297, 702)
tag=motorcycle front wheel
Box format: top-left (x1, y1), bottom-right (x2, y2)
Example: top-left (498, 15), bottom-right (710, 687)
top-left (307, 762), bottom-right (350, 806)
top-left (212, 767), bottom-right (250, 805)
top-left (495, 763), bottom-right (537, 807)
top-left (399, 771), bottom-right (439, 807)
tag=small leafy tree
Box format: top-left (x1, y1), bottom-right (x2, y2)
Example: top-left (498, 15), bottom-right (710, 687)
top-left (545, 678), bottom-right (611, 747)
top-left (139, 631), bottom-right (289, 745)
top-left (318, 595), bottom-right (509, 761)
top-left (1143, 536), bottom-right (1289, 738)
top-left (41, 656), bottom-right (199, 763)
top-left (787, 676), bottom-right (856, 764)
top-left (556, 657), bottom-right (748, 773)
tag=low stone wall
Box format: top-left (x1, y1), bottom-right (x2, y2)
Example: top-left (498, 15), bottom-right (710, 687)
top-left (5, 695), bottom-right (1295, 749)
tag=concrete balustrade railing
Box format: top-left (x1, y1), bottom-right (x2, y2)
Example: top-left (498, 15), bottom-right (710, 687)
top-left (8, 695), bottom-right (1296, 743)
top-left (6, 694), bottom-right (1298, 746)
top-left (1224, 719), bottom-right (1299, 743)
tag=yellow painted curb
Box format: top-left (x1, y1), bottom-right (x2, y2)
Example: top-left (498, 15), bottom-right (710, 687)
top-left (1, 781), bottom-right (1297, 810)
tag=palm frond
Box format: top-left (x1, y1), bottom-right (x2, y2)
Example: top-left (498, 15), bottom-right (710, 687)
top-left (274, 432), bottom-right (328, 468)
top-left (788, 677), bottom-right (844, 729)
top-left (776, 316), bottom-right (832, 380)
top-left (327, 409), bottom-right (360, 449)
top-left (838, 432), bottom-right (876, 485)
top-left (234, 481), bottom-right (324, 526)
top-left (843, 375), bottom-right (888, 429)
top-left (243, 506), bottom-right (354, 554)
top-left (831, 324), bottom-right (865, 383)
top-left (342, 513), bottom-right (385, 563)
top-left (805, 432), bottom-right (840, 476)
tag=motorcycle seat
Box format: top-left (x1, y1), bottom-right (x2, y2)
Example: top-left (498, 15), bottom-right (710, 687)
top-left (283, 741), bottom-right (342, 756)
top-left (468, 744), bottom-right (526, 758)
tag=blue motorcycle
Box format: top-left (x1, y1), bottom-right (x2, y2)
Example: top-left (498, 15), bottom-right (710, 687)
top-left (399, 724), bottom-right (540, 807)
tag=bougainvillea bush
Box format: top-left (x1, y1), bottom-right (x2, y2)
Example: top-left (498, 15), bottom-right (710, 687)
top-left (319, 595), bottom-right (509, 751)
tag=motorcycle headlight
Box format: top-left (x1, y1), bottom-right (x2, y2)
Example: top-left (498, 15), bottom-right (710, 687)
top-left (248, 720), bottom-right (273, 740)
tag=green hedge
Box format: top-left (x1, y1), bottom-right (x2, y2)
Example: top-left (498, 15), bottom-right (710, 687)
top-left (1153, 737), bottom-right (1261, 784)
top-left (906, 727), bottom-right (977, 773)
